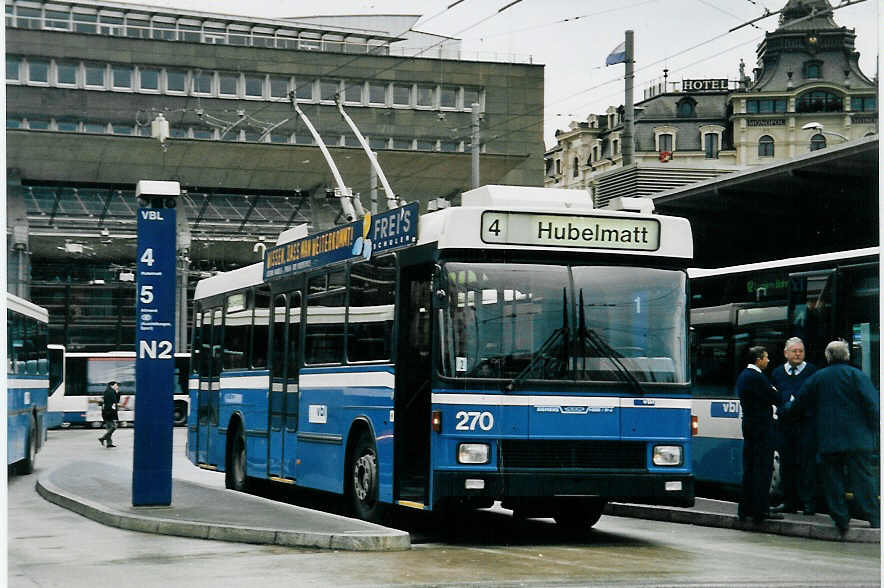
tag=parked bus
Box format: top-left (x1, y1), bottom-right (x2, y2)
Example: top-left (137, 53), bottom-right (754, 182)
top-left (689, 247), bottom-right (879, 497)
top-left (188, 186), bottom-right (696, 526)
top-left (46, 349), bottom-right (191, 428)
top-left (7, 293), bottom-right (61, 473)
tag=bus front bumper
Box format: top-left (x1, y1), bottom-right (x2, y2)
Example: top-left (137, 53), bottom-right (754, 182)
top-left (433, 470), bottom-right (695, 508)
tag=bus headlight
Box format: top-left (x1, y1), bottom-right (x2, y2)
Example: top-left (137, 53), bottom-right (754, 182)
top-left (458, 443), bottom-right (490, 464)
top-left (652, 445), bottom-right (683, 466)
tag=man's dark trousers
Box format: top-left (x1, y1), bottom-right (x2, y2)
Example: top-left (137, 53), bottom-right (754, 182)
top-left (741, 421), bottom-right (775, 520)
top-left (820, 451), bottom-right (880, 530)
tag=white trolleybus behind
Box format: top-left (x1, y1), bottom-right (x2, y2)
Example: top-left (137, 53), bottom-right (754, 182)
top-left (187, 186), bottom-right (695, 526)
top-left (46, 349), bottom-right (191, 428)
top-left (7, 293), bottom-right (61, 474)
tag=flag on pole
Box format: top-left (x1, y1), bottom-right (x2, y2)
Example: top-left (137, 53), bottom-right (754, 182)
top-left (605, 41), bottom-right (626, 66)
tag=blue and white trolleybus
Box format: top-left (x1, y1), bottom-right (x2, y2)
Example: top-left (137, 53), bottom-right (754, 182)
top-left (187, 186), bottom-right (696, 526)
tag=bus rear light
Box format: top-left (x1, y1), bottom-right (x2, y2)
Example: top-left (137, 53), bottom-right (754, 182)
top-left (465, 479), bottom-right (485, 490)
top-left (665, 481), bottom-right (683, 491)
top-left (691, 415), bottom-right (698, 436)
top-left (432, 410), bottom-right (442, 433)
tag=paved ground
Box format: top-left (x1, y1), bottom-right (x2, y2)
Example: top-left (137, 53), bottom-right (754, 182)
top-left (35, 443), bottom-right (878, 549)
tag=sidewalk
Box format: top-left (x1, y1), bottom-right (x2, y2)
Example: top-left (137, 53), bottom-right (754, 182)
top-left (606, 498), bottom-right (880, 543)
top-left (37, 461), bottom-right (878, 548)
top-left (36, 460), bottom-right (410, 551)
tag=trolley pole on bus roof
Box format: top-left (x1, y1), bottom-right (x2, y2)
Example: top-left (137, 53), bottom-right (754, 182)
top-left (132, 180), bottom-right (178, 507)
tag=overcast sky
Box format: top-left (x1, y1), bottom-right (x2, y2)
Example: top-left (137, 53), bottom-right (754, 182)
top-left (150, 0), bottom-right (878, 147)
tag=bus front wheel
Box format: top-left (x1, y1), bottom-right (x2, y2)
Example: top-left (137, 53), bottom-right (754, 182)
top-left (226, 427), bottom-right (249, 492)
top-left (173, 401), bottom-right (187, 427)
top-left (553, 499), bottom-right (605, 530)
top-left (19, 415), bottom-right (37, 475)
top-left (348, 432), bottom-right (385, 522)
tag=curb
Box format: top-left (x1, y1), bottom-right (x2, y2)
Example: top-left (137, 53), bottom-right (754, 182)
top-left (605, 502), bottom-right (880, 543)
top-left (35, 475), bottom-right (411, 552)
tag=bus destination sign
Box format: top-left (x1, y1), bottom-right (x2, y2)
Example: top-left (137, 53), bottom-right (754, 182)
top-left (480, 211), bottom-right (660, 251)
top-left (264, 202), bottom-right (419, 280)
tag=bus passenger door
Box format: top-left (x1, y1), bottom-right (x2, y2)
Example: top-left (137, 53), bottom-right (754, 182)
top-left (196, 310), bottom-right (214, 464)
top-left (394, 266), bottom-right (433, 506)
top-left (283, 292), bottom-right (301, 480)
top-left (268, 294), bottom-right (289, 479)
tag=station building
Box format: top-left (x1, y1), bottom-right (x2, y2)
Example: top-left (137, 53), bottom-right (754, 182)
top-left (5, 0), bottom-right (544, 350)
top-left (545, 0), bottom-right (877, 207)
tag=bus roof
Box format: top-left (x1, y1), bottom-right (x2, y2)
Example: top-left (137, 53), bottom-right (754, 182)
top-left (6, 292), bottom-right (49, 323)
top-left (688, 246), bottom-right (880, 279)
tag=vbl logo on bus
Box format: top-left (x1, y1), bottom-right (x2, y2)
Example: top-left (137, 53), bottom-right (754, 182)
top-left (710, 400), bottom-right (740, 419)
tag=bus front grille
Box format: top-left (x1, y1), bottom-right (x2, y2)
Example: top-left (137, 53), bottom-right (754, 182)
top-left (500, 440), bottom-right (646, 470)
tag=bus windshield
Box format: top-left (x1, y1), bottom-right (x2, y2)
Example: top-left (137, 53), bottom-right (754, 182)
top-left (441, 263), bottom-right (687, 384)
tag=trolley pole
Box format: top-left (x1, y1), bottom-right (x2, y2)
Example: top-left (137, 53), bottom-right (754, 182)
top-left (471, 102), bottom-right (481, 189)
top-left (133, 180), bottom-right (178, 507)
top-left (622, 30), bottom-right (635, 167)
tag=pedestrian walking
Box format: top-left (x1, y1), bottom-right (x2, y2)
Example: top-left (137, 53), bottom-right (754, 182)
top-left (783, 340), bottom-right (880, 538)
top-left (737, 346), bottom-right (784, 524)
top-left (98, 381), bottom-right (120, 448)
top-left (769, 337), bottom-right (818, 514)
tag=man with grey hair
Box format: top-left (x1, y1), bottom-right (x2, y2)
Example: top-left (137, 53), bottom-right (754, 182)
top-left (770, 337), bottom-right (817, 514)
top-left (782, 340), bottom-right (879, 538)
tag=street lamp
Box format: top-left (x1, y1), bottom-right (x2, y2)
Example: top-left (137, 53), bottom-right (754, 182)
top-left (801, 122), bottom-right (848, 152)
top-left (800, 121), bottom-right (848, 140)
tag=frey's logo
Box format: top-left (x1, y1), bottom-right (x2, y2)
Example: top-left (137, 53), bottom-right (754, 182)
top-left (140, 210), bottom-right (166, 221)
top-left (351, 214), bottom-right (373, 261)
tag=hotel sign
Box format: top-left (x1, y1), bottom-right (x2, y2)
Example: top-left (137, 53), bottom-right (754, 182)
top-left (480, 211), bottom-right (660, 251)
top-left (682, 79), bottom-right (729, 92)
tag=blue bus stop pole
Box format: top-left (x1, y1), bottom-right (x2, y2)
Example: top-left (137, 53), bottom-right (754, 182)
top-left (133, 180), bottom-right (178, 506)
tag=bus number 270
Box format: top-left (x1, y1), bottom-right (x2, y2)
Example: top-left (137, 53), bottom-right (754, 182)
top-left (455, 411), bottom-right (494, 431)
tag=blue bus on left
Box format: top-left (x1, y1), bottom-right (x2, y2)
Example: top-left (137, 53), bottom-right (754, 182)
top-left (7, 292), bottom-right (62, 474)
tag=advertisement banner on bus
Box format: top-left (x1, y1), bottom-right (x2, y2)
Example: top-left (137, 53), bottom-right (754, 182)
top-left (263, 202), bottom-right (419, 280)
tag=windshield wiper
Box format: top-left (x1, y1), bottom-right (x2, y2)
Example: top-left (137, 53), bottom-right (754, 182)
top-left (505, 288), bottom-right (569, 391)
top-left (578, 289), bottom-right (647, 396)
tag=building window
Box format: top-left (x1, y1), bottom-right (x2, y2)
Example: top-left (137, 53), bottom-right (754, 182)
top-left (804, 61), bottom-right (822, 79)
top-left (320, 79), bottom-right (339, 101)
top-left (245, 75), bottom-right (264, 98)
top-left (16, 7), bottom-right (41, 29)
top-left (796, 90), bottom-right (842, 113)
top-left (440, 140), bottom-right (459, 152)
top-left (85, 63), bottom-right (105, 87)
top-left (555, 159), bottom-right (561, 175)
top-left (417, 139), bottom-right (435, 151)
top-left (6, 56), bottom-right (20, 81)
top-left (193, 71), bottom-right (213, 94)
top-left (658, 133), bottom-right (673, 152)
top-left (269, 77), bottom-right (288, 98)
top-left (219, 73), bottom-right (238, 96)
top-left (463, 87), bottom-right (480, 109)
top-left (112, 123), bottom-right (134, 135)
top-left (677, 98), bottom-right (696, 117)
top-left (56, 119), bottom-right (79, 132)
top-left (28, 118), bottom-right (50, 130)
top-left (701, 134), bottom-right (717, 158)
top-left (45, 9), bottom-right (71, 30)
top-left (392, 138), bottom-right (412, 150)
top-left (28, 59), bottom-right (50, 83)
top-left (57, 61), bottom-right (78, 85)
top-left (758, 135), bottom-right (774, 157)
top-left (73, 12), bottom-right (98, 33)
top-left (369, 136), bottom-right (388, 150)
top-left (84, 122), bottom-right (107, 134)
top-left (112, 66), bottom-right (132, 89)
top-left (612, 139), bottom-right (619, 155)
top-left (746, 99), bottom-right (787, 113)
top-left (440, 85), bottom-right (457, 108)
top-left (850, 96), bottom-right (876, 112)
top-left (417, 85), bottom-right (435, 107)
top-left (166, 69), bottom-right (187, 93)
top-left (369, 82), bottom-right (386, 105)
top-left (344, 81), bottom-right (362, 104)
top-left (139, 68), bottom-right (160, 91)
top-left (810, 133), bottom-right (826, 151)
top-left (572, 157), bottom-right (579, 177)
top-left (393, 84), bottom-right (411, 106)
top-left (296, 79), bottom-right (313, 100)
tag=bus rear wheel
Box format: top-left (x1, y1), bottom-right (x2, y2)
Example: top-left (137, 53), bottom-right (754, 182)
top-left (19, 415), bottom-right (37, 475)
top-left (348, 433), bottom-right (385, 522)
top-left (226, 427), bottom-right (249, 492)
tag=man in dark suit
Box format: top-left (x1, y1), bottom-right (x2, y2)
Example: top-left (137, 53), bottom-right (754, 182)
top-left (769, 337), bottom-right (818, 514)
top-left (737, 346), bottom-right (784, 524)
top-left (783, 340), bottom-right (879, 538)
